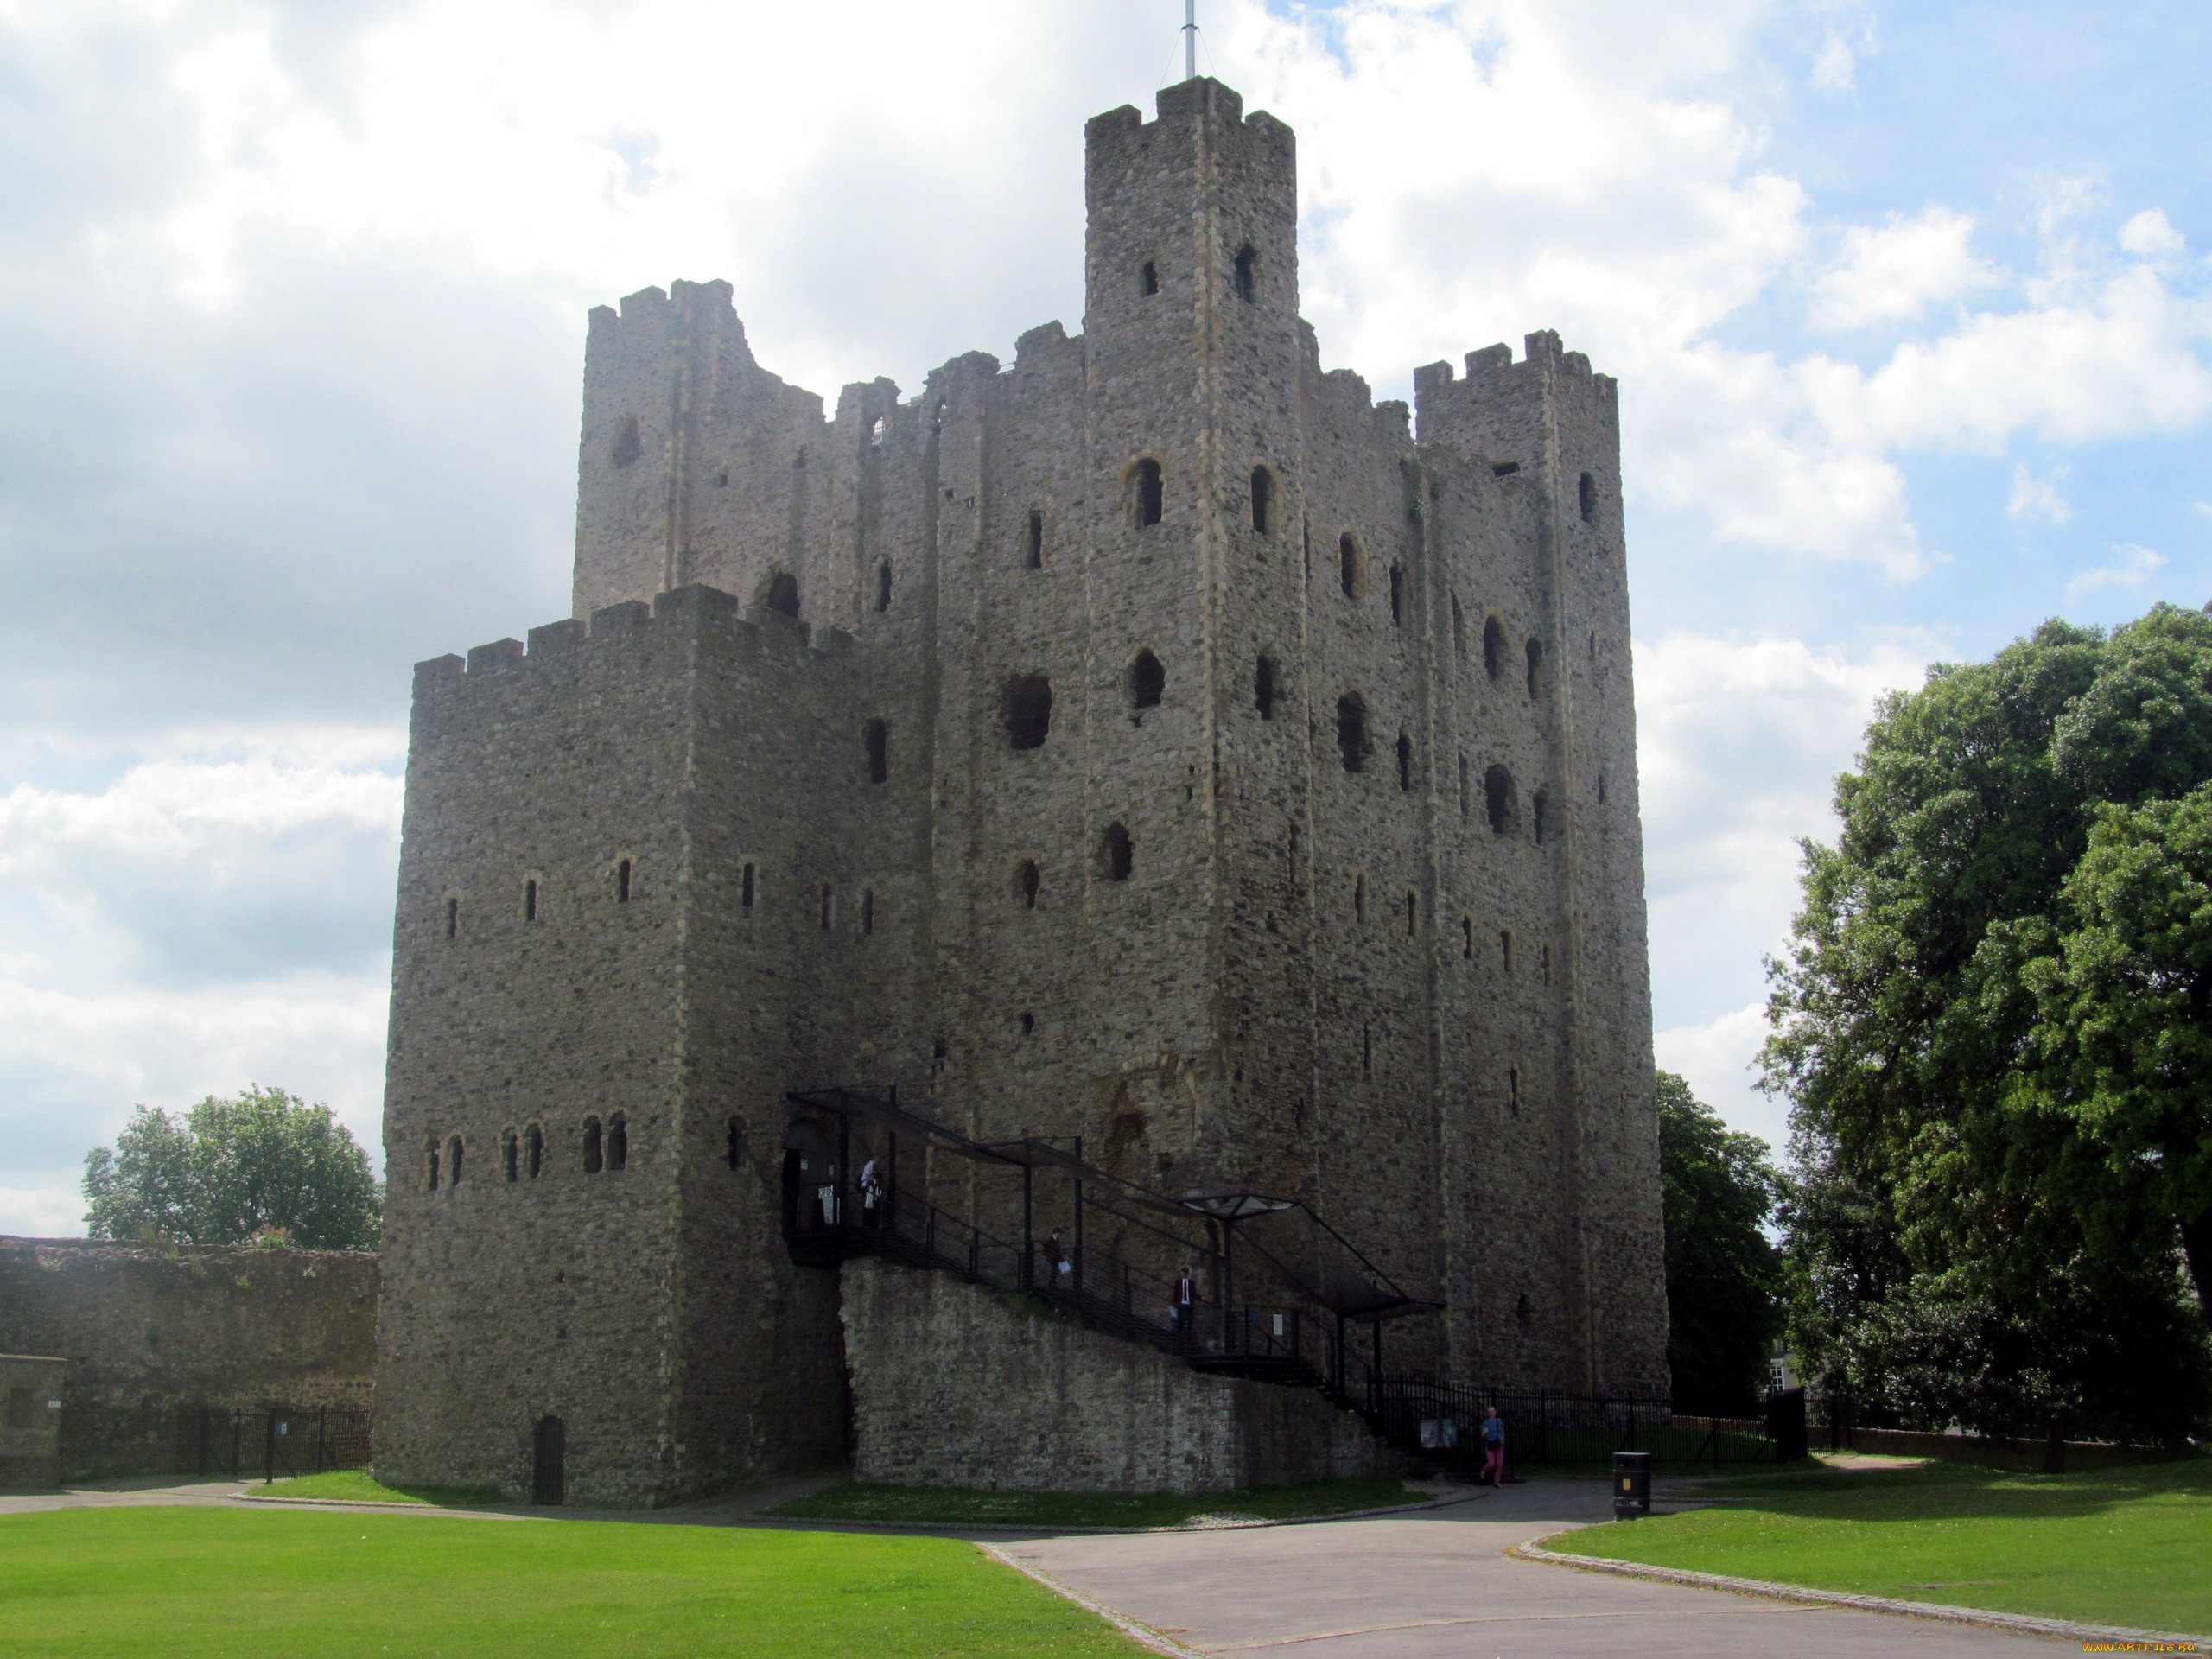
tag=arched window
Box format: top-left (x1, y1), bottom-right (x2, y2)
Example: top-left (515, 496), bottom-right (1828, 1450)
top-left (1353, 873), bottom-right (1367, 922)
top-left (1233, 245), bottom-right (1257, 302)
top-left (1140, 259), bottom-right (1159, 296)
top-left (1005, 676), bottom-right (1053, 750)
top-left (447, 1135), bottom-right (464, 1185)
top-left (1395, 733), bottom-right (1413, 791)
top-left (1255, 654), bottom-right (1277, 720)
top-left (1102, 823), bottom-right (1133, 882)
top-left (1389, 563), bottom-right (1404, 626)
top-left (1337, 695), bottom-right (1368, 772)
top-left (1579, 471), bottom-right (1597, 523)
top-left (1132, 459), bottom-right (1164, 527)
top-left (1532, 788), bottom-right (1550, 845)
top-left (864, 719), bottom-right (888, 784)
top-left (1526, 637), bottom-right (1545, 698)
top-left (1249, 467), bottom-right (1273, 535)
top-left (1338, 534), bottom-right (1361, 599)
top-left (741, 862), bottom-right (756, 910)
top-left (1405, 891), bottom-right (1418, 937)
top-left (616, 859), bottom-right (632, 903)
top-left (1483, 616), bottom-right (1507, 683)
top-left (820, 886), bottom-right (834, 931)
top-left (765, 570), bottom-right (799, 617)
top-left (867, 414), bottom-right (886, 447)
top-left (424, 1138), bottom-right (440, 1192)
top-left (1484, 766), bottom-right (1514, 836)
top-left (611, 415), bottom-right (642, 469)
top-left (1018, 1011), bottom-right (1035, 1037)
top-left (607, 1113), bottom-right (627, 1173)
top-left (1017, 860), bottom-right (1040, 909)
top-left (860, 888), bottom-right (875, 935)
top-left (874, 560), bottom-right (892, 612)
top-left (1026, 510), bottom-right (1045, 569)
top-left (502, 1128), bottom-right (518, 1183)
top-left (1129, 650), bottom-right (1165, 713)
top-left (1461, 916), bottom-right (1474, 959)
top-left (582, 1118), bottom-right (603, 1174)
top-left (1501, 930), bottom-right (1515, 974)
top-left (523, 879), bottom-right (537, 923)
top-left (524, 1123), bottom-right (543, 1180)
top-left (725, 1117), bottom-right (745, 1171)
top-left (444, 898), bottom-right (458, 940)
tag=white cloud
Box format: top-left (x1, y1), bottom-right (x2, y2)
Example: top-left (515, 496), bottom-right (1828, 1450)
top-left (2007, 461), bottom-right (2072, 524)
top-left (1655, 1003), bottom-right (1789, 1153)
top-left (0, 1185), bottom-right (88, 1238)
top-left (2067, 542), bottom-right (2166, 598)
top-left (1813, 207), bottom-right (2000, 329)
top-left (1811, 29), bottom-right (1858, 92)
top-left (2120, 208), bottom-right (2185, 259)
top-left (1636, 630), bottom-right (1936, 1027)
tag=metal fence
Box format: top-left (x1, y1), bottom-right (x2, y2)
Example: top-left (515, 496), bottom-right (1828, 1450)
top-left (188, 1408), bottom-right (372, 1484)
top-left (1373, 1377), bottom-right (1793, 1467)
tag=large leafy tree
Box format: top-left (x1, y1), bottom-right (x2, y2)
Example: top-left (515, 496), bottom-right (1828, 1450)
top-left (1764, 603), bottom-right (2212, 1441)
top-left (82, 1086), bottom-right (381, 1250)
top-left (1656, 1071), bottom-right (1784, 1414)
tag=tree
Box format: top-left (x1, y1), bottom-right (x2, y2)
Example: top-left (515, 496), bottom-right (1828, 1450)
top-left (82, 1086), bottom-right (381, 1250)
top-left (1764, 603), bottom-right (2212, 1442)
top-left (1656, 1071), bottom-right (1784, 1414)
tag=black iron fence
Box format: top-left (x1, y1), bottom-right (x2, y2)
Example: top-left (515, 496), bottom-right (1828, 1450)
top-left (1370, 1378), bottom-right (1796, 1467)
top-left (187, 1407), bottom-right (372, 1484)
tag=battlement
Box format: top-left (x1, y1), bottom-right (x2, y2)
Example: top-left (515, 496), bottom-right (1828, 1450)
top-left (412, 583), bottom-right (856, 703)
top-left (1412, 330), bottom-right (1621, 482)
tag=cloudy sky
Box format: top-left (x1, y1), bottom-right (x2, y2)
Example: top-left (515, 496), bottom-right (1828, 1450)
top-left (3, 0), bottom-right (2207, 1234)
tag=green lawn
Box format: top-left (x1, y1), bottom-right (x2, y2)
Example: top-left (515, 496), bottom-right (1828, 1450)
top-left (769, 1475), bottom-right (1415, 1529)
top-left (0, 1507), bottom-right (1144, 1657)
top-left (254, 1469), bottom-right (504, 1507)
top-left (1550, 1456), bottom-right (2212, 1634)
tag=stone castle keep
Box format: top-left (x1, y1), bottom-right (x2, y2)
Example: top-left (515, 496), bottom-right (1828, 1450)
top-left (378, 78), bottom-right (1669, 1506)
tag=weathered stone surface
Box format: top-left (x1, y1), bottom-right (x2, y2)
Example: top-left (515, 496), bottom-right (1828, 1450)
top-left (842, 1258), bottom-right (1393, 1493)
top-left (0, 1354), bottom-right (67, 1487)
top-left (0, 1237), bottom-right (375, 1480)
top-left (377, 77), bottom-right (1669, 1508)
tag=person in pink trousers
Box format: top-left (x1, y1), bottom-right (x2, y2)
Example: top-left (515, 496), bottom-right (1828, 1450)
top-left (1480, 1407), bottom-right (1506, 1487)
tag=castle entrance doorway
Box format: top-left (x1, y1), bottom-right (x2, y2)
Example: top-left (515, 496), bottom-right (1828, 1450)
top-left (782, 1121), bottom-right (836, 1231)
top-left (531, 1414), bottom-right (564, 1505)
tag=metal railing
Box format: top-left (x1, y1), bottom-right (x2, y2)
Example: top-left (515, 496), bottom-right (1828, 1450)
top-left (187, 1407), bottom-right (372, 1483)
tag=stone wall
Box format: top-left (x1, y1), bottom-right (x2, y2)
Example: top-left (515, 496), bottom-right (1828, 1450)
top-left (0, 1354), bottom-right (67, 1487)
top-left (0, 1236), bottom-right (376, 1481)
top-left (841, 1256), bottom-right (1396, 1494)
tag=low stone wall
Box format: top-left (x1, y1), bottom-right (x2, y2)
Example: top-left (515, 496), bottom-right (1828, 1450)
top-left (840, 1257), bottom-right (1397, 1494)
top-left (0, 1236), bottom-right (378, 1481)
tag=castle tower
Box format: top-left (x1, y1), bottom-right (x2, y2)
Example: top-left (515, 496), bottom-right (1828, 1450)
top-left (375, 79), bottom-right (1667, 1508)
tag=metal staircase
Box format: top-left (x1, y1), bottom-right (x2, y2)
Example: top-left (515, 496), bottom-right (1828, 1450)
top-left (779, 1086), bottom-right (1438, 1433)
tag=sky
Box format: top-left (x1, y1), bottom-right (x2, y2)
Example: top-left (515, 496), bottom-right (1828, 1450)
top-left (2, 0), bottom-right (2208, 1235)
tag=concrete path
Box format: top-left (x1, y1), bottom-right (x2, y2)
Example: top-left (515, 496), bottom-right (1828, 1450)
top-left (995, 1479), bottom-right (2069, 1656)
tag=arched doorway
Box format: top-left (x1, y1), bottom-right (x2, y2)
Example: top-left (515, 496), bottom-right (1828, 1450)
top-left (531, 1415), bottom-right (564, 1506)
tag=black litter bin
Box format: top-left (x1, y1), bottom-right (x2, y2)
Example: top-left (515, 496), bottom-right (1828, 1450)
top-left (1612, 1450), bottom-right (1652, 1520)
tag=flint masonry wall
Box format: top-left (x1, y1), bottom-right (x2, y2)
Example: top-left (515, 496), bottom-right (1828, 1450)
top-left (841, 1257), bottom-right (1395, 1493)
top-left (378, 74), bottom-right (1668, 1510)
top-left (0, 1236), bottom-right (375, 1481)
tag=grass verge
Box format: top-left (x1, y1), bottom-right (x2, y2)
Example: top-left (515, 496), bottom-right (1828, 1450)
top-left (252, 1469), bottom-right (504, 1507)
top-left (768, 1474), bottom-right (1416, 1528)
top-left (0, 1506), bottom-right (1145, 1657)
top-left (1548, 1455), bottom-right (2212, 1634)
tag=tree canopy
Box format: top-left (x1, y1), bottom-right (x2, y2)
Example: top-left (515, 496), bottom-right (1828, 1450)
top-left (1764, 602), bottom-right (2212, 1442)
top-left (82, 1085), bottom-right (381, 1250)
top-left (1656, 1071), bottom-right (1784, 1414)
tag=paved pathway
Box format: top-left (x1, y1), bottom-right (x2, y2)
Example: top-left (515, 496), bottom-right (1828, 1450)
top-left (995, 1480), bottom-right (2069, 1656)
top-left (5, 1473), bottom-right (2073, 1653)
